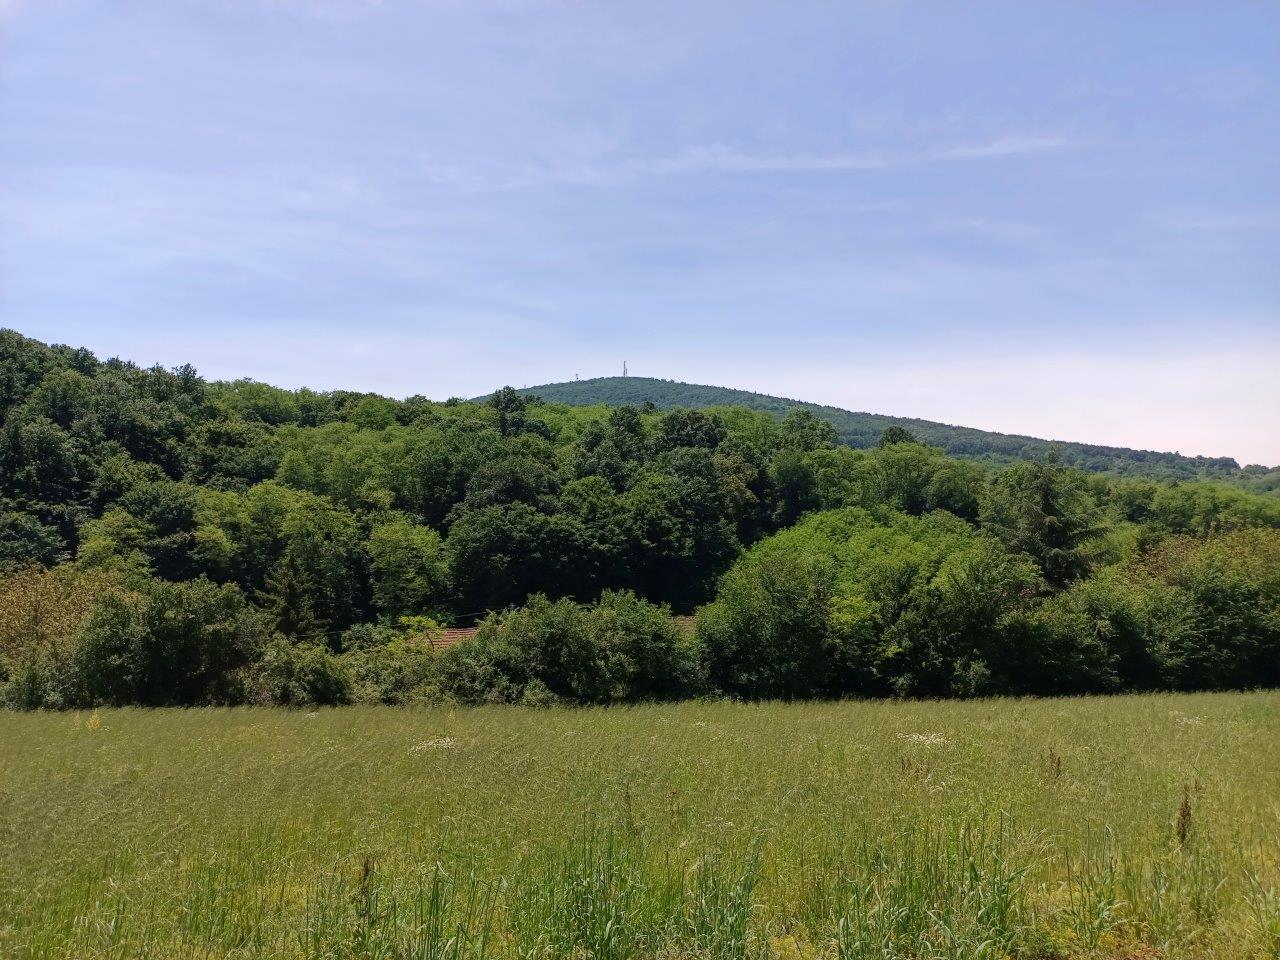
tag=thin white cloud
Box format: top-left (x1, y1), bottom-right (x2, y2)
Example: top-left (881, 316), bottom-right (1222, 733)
top-left (637, 145), bottom-right (890, 175)
top-left (631, 134), bottom-right (1069, 178)
top-left (415, 133), bottom-right (1072, 192)
top-left (937, 135), bottom-right (1070, 160)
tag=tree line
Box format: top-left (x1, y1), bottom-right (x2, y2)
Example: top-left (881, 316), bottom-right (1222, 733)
top-left (517, 376), bottom-right (1277, 482)
top-left (1, 329), bottom-right (1278, 707)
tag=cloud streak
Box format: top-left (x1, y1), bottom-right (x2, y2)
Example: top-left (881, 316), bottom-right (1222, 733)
top-left (654, 136), bottom-right (1071, 175)
top-left (418, 133), bottom-right (1073, 192)
top-left (936, 135), bottom-right (1070, 160)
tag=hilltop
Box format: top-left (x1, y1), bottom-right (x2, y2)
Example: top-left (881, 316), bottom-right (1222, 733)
top-left (517, 376), bottom-right (1270, 481)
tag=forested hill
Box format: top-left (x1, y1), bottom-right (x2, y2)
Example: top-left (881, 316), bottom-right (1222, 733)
top-left (518, 376), bottom-right (1265, 481)
top-left (5, 327), bottom-right (1280, 710)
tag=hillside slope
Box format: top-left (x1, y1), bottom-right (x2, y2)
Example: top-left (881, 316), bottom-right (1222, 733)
top-left (518, 376), bottom-right (1256, 480)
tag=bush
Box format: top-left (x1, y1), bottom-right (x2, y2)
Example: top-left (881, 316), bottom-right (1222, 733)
top-left (245, 637), bottom-right (352, 706)
top-left (1, 565), bottom-right (114, 708)
top-left (1138, 530), bottom-right (1280, 689)
top-left (1006, 529), bottom-right (1280, 694)
top-left (3, 570), bottom-right (264, 709)
top-left (432, 592), bottom-right (699, 705)
top-left (995, 575), bottom-right (1136, 695)
top-left (74, 577), bottom-right (264, 706)
top-left (446, 595), bottom-right (594, 703)
top-left (341, 617), bottom-right (441, 704)
top-left (1, 639), bottom-right (81, 709)
top-left (697, 550), bottom-right (836, 699)
top-left (697, 508), bottom-right (1043, 699)
top-left (587, 590), bottom-right (702, 700)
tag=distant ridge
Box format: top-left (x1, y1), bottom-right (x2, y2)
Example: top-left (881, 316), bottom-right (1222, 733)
top-left (515, 376), bottom-right (1251, 480)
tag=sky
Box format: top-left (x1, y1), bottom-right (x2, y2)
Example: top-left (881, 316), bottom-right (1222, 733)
top-left (1, 1), bottom-right (1277, 465)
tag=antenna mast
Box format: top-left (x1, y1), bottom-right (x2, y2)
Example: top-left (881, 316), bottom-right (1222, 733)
top-left (623, 360), bottom-right (628, 377)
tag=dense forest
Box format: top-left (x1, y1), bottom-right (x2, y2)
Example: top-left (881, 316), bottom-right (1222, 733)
top-left (2, 329), bottom-right (1278, 708)
top-left (520, 376), bottom-right (1279, 484)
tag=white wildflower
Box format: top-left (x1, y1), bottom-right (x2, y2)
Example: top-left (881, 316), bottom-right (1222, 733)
top-left (897, 732), bottom-right (951, 746)
top-left (410, 737), bottom-right (457, 753)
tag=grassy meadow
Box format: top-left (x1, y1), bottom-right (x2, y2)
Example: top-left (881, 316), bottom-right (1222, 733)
top-left (3, 693), bottom-right (1279, 960)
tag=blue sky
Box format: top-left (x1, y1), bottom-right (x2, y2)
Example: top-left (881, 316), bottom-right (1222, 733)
top-left (2, 1), bottom-right (1277, 464)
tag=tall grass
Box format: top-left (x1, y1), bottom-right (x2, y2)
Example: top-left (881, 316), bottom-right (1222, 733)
top-left (2, 693), bottom-right (1279, 958)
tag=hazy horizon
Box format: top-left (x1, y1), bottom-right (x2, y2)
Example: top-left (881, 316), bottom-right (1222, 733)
top-left (2, 1), bottom-right (1277, 464)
